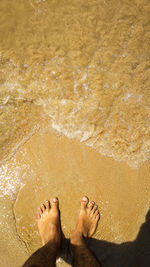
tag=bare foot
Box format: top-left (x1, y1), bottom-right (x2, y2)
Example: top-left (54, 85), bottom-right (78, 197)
top-left (71, 196), bottom-right (100, 245)
top-left (37, 197), bottom-right (61, 247)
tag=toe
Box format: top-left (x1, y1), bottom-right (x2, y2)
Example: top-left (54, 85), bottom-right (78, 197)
top-left (38, 207), bottom-right (43, 216)
top-left (51, 197), bottom-right (59, 210)
top-left (80, 196), bottom-right (89, 209)
top-left (96, 213), bottom-right (100, 222)
top-left (92, 205), bottom-right (98, 214)
top-left (94, 210), bottom-right (99, 217)
top-left (36, 208), bottom-right (41, 219)
top-left (88, 201), bottom-right (95, 211)
top-left (40, 204), bottom-right (46, 213)
top-left (45, 200), bottom-right (50, 210)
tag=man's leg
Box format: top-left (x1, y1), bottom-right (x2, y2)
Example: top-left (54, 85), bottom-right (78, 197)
top-left (70, 196), bottom-right (101, 267)
top-left (23, 197), bottom-right (61, 267)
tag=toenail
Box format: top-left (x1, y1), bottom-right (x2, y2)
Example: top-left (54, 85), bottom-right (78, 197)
top-left (53, 198), bottom-right (58, 203)
top-left (82, 196), bottom-right (88, 201)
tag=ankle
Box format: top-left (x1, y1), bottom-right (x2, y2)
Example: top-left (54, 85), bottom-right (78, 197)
top-left (70, 230), bottom-right (84, 246)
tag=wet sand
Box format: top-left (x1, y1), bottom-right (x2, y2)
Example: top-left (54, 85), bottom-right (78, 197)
top-left (0, 130), bottom-right (150, 266)
top-left (0, 1), bottom-right (149, 265)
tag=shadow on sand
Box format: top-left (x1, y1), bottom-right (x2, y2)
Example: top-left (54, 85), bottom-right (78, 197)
top-left (61, 209), bottom-right (150, 267)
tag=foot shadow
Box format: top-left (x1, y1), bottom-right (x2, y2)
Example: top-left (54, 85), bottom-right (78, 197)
top-left (60, 209), bottom-right (150, 267)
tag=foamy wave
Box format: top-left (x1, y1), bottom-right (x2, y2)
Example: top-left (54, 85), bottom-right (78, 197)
top-left (0, 0), bottom-right (149, 168)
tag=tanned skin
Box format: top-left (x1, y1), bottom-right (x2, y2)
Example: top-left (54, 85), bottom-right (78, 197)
top-left (23, 196), bottom-right (101, 267)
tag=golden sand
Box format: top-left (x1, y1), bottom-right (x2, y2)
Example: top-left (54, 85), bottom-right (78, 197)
top-left (0, 0), bottom-right (149, 167)
top-left (0, 0), bottom-right (150, 266)
top-left (0, 130), bottom-right (150, 266)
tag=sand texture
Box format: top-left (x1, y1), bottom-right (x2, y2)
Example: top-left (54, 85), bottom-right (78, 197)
top-left (0, 131), bottom-right (150, 266)
top-left (0, 0), bottom-right (149, 168)
top-left (0, 0), bottom-right (150, 266)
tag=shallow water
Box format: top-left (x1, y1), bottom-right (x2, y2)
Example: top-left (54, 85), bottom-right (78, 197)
top-left (0, 0), bottom-right (150, 167)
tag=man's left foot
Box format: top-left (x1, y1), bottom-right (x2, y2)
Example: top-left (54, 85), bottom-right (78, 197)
top-left (37, 197), bottom-right (61, 247)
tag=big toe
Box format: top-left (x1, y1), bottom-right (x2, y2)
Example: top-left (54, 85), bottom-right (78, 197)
top-left (80, 196), bottom-right (89, 209)
top-left (51, 197), bottom-right (59, 210)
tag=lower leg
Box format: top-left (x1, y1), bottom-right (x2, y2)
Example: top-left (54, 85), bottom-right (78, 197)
top-left (23, 198), bottom-right (61, 267)
top-left (23, 241), bottom-right (57, 267)
top-left (70, 196), bottom-right (101, 267)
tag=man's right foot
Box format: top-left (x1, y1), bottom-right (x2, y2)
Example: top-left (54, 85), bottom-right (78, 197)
top-left (70, 196), bottom-right (100, 245)
top-left (37, 197), bottom-right (61, 247)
